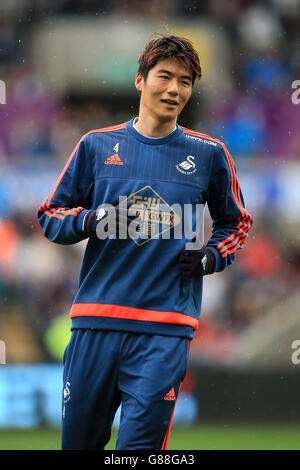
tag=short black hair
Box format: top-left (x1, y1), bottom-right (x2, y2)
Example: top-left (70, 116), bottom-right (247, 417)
top-left (138, 34), bottom-right (202, 84)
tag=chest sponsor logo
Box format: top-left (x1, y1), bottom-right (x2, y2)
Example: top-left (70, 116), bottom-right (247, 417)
top-left (95, 189), bottom-right (205, 248)
top-left (125, 186), bottom-right (181, 246)
top-left (176, 156), bottom-right (197, 175)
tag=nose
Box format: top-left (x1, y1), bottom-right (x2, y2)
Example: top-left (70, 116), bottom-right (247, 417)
top-left (167, 78), bottom-right (179, 96)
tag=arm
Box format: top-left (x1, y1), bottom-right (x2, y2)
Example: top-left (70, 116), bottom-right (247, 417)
top-left (37, 136), bottom-right (94, 245)
top-left (179, 142), bottom-right (252, 277)
top-left (205, 142), bottom-right (252, 272)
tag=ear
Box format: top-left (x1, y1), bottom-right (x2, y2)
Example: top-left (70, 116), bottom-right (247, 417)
top-left (135, 72), bottom-right (144, 93)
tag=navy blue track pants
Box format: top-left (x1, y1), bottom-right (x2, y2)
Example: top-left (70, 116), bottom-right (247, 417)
top-left (61, 329), bottom-right (190, 450)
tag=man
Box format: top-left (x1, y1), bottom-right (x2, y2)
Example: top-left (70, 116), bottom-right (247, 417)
top-left (38, 35), bottom-right (252, 450)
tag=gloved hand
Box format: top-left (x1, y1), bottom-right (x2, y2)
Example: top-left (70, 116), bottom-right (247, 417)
top-left (179, 246), bottom-right (216, 278)
top-left (83, 203), bottom-right (140, 239)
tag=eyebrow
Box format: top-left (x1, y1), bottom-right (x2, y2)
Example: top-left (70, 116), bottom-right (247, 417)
top-left (156, 69), bottom-right (193, 81)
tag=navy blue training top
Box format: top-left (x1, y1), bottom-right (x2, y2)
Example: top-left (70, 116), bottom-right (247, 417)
top-left (38, 118), bottom-right (252, 339)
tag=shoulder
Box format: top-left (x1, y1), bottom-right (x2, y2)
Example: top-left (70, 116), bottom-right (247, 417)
top-left (180, 125), bottom-right (224, 152)
top-left (181, 126), bottom-right (237, 171)
top-left (80, 121), bottom-right (128, 144)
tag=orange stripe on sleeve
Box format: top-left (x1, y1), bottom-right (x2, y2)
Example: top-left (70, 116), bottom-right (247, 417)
top-left (221, 234), bottom-right (249, 257)
top-left (44, 210), bottom-right (64, 220)
top-left (44, 207), bottom-right (84, 220)
top-left (218, 215), bottom-right (251, 253)
top-left (217, 216), bottom-right (250, 251)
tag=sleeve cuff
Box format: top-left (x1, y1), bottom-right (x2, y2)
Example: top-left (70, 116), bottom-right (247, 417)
top-left (75, 209), bottom-right (89, 235)
top-left (206, 246), bottom-right (222, 273)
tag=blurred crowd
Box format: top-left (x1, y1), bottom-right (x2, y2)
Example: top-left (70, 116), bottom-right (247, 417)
top-left (0, 0), bottom-right (300, 164)
top-left (0, 0), bottom-right (300, 364)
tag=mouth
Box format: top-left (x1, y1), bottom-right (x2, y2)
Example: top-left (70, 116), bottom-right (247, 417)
top-left (161, 99), bottom-right (179, 108)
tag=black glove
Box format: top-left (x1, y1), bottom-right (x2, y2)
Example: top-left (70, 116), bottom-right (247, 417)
top-left (179, 246), bottom-right (216, 278)
top-left (83, 204), bottom-right (140, 238)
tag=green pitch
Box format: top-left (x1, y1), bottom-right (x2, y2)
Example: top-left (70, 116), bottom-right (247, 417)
top-left (0, 423), bottom-right (300, 450)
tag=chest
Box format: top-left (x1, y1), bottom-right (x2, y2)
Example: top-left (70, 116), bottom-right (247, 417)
top-left (92, 134), bottom-right (213, 194)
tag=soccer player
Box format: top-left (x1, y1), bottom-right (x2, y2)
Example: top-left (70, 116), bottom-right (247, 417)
top-left (38, 35), bottom-right (252, 450)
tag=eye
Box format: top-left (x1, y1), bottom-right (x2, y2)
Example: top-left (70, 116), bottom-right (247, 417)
top-left (181, 81), bottom-right (191, 86)
top-left (159, 75), bottom-right (169, 79)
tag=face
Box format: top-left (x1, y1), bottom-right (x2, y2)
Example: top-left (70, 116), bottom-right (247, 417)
top-left (135, 58), bottom-right (193, 123)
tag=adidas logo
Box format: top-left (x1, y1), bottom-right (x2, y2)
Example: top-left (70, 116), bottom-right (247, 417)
top-left (164, 387), bottom-right (176, 401)
top-left (104, 153), bottom-right (124, 165)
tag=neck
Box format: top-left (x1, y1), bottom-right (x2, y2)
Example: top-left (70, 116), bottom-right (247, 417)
top-left (135, 111), bottom-right (177, 138)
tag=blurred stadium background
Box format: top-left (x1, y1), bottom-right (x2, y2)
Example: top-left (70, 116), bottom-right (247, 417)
top-left (1, 0), bottom-right (300, 450)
